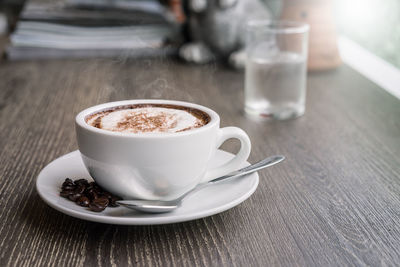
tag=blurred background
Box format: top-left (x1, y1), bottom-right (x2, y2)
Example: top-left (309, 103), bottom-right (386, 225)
top-left (335, 0), bottom-right (400, 68)
top-left (0, 0), bottom-right (399, 101)
top-left (0, 0), bottom-right (398, 67)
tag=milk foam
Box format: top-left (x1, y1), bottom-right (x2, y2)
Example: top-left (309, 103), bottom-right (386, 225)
top-left (88, 107), bottom-right (203, 133)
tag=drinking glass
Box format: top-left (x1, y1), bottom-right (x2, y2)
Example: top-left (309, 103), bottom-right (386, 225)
top-left (244, 20), bottom-right (309, 120)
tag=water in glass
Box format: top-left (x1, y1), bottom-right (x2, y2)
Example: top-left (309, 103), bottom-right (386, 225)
top-left (245, 50), bottom-right (306, 120)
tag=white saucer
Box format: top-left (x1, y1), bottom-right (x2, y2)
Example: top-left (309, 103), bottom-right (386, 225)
top-left (36, 150), bottom-right (259, 225)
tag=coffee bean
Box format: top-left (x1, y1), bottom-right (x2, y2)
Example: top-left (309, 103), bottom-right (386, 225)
top-left (74, 179), bottom-right (89, 186)
top-left (95, 196), bottom-right (109, 207)
top-left (60, 178), bottom-right (121, 212)
top-left (62, 178), bottom-right (74, 187)
top-left (88, 197), bottom-right (109, 212)
top-left (109, 196), bottom-right (121, 207)
top-left (76, 196), bottom-right (90, 207)
top-left (62, 184), bottom-right (76, 191)
top-left (87, 182), bottom-right (96, 189)
top-left (88, 202), bottom-right (106, 212)
top-left (74, 185), bottom-right (86, 194)
top-left (102, 191), bottom-right (112, 198)
top-left (68, 193), bottom-right (82, 202)
top-left (90, 182), bottom-right (100, 189)
top-left (87, 189), bottom-right (98, 200)
top-left (60, 190), bottom-right (73, 198)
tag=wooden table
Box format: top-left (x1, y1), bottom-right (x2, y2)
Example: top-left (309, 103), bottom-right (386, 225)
top-left (1, 59), bottom-right (400, 266)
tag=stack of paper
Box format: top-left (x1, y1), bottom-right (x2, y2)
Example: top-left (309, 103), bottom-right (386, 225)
top-left (7, 0), bottom-right (179, 60)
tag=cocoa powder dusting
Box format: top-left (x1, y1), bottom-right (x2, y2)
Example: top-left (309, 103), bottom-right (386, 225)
top-left (85, 103), bottom-right (211, 133)
top-left (116, 112), bottom-right (176, 133)
top-left (93, 117), bottom-right (102, 128)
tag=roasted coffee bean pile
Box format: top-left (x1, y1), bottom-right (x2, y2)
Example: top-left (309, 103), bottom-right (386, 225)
top-left (60, 178), bottom-right (121, 212)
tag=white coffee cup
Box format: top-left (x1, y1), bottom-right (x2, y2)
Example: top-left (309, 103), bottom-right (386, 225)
top-left (75, 99), bottom-right (251, 200)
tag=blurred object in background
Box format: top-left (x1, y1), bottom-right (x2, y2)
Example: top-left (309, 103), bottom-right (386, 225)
top-left (162, 0), bottom-right (186, 24)
top-left (178, 0), bottom-right (271, 69)
top-left (6, 0), bottom-right (183, 60)
top-left (0, 13), bottom-right (7, 35)
top-left (335, 0), bottom-right (400, 69)
top-left (0, 12), bottom-right (8, 57)
top-left (0, 0), bottom-right (21, 58)
top-left (281, 0), bottom-right (341, 71)
top-left (244, 20), bottom-right (309, 120)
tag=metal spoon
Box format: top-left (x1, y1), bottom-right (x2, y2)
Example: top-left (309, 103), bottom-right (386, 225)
top-left (117, 155), bottom-right (285, 213)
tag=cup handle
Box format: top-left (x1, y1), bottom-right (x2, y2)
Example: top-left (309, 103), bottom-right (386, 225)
top-left (202, 127), bottom-right (251, 183)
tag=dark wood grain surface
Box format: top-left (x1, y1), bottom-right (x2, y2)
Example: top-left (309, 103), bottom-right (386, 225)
top-left (0, 58), bottom-right (400, 267)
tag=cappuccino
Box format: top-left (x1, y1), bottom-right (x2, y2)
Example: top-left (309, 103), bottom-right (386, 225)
top-left (86, 104), bottom-right (210, 134)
